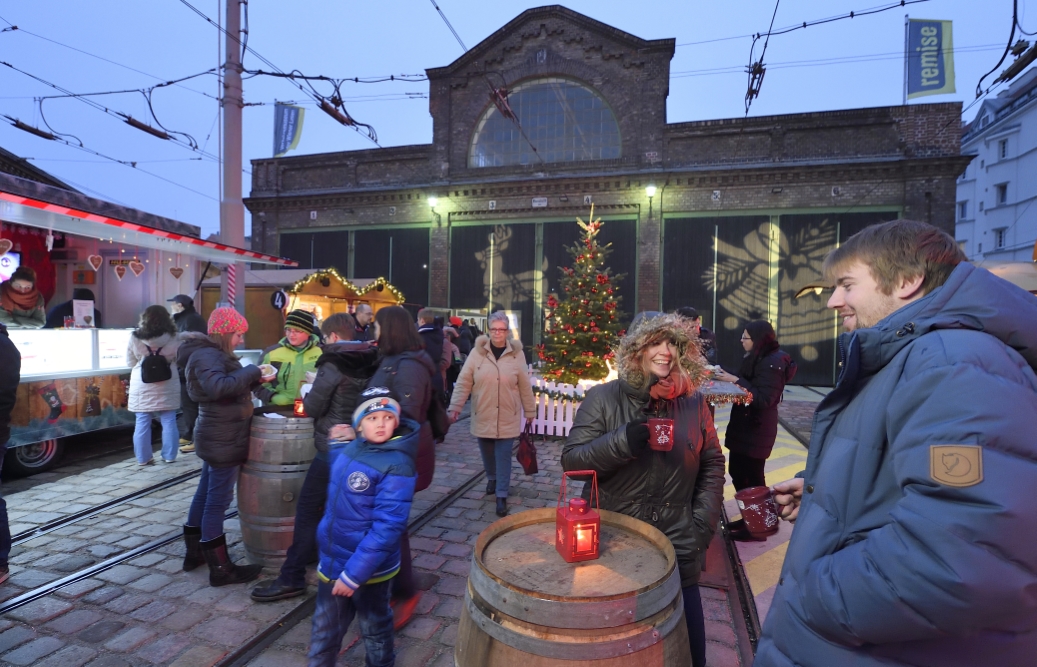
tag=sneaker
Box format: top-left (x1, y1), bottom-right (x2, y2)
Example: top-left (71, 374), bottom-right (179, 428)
top-left (162, 458), bottom-right (175, 464)
top-left (0, 564), bottom-right (9, 585)
top-left (138, 459), bottom-right (154, 466)
top-left (179, 442), bottom-right (195, 453)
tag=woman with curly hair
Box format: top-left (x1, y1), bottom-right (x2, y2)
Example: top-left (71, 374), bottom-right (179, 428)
top-left (561, 312), bottom-right (726, 667)
top-left (126, 304), bottom-right (181, 465)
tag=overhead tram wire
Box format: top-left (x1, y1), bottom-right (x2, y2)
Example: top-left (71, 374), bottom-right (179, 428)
top-left (0, 15), bottom-right (217, 101)
top-left (745, 0), bottom-right (782, 114)
top-left (0, 60), bottom-right (223, 161)
top-left (175, 0), bottom-right (379, 146)
top-left (676, 0), bottom-right (931, 48)
top-left (427, 0), bottom-right (468, 52)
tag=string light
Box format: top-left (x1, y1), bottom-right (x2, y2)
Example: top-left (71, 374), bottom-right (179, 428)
top-left (289, 268), bottom-right (405, 304)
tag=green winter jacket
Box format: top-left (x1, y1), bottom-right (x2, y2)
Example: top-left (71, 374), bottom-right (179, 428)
top-left (258, 335), bottom-right (322, 405)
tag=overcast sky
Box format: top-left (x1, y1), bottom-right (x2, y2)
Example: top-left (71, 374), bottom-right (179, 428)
top-left (0, 0), bottom-right (1013, 240)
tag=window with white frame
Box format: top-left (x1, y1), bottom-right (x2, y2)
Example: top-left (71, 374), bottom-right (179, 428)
top-left (995, 228), bottom-right (1007, 249)
top-left (996, 183), bottom-right (1008, 205)
top-left (958, 201), bottom-right (968, 220)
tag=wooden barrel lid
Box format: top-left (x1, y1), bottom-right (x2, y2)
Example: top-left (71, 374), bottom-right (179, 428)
top-left (484, 521), bottom-right (668, 598)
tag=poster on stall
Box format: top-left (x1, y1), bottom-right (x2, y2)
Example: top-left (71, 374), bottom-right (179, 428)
top-left (8, 372), bottom-right (133, 447)
top-left (73, 299), bottom-right (95, 327)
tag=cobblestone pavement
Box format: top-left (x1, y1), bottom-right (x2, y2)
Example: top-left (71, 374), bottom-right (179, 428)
top-left (0, 406), bottom-right (750, 667)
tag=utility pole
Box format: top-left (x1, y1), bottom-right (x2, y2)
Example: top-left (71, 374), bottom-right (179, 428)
top-left (220, 0), bottom-right (246, 313)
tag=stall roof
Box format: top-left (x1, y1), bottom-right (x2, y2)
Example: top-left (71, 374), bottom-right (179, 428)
top-left (201, 268), bottom-right (383, 291)
top-left (0, 172), bottom-right (297, 266)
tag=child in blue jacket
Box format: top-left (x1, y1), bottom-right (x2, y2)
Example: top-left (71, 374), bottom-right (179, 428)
top-left (308, 386), bottom-right (418, 667)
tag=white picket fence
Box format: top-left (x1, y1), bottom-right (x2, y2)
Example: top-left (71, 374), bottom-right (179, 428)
top-left (525, 370), bottom-right (588, 437)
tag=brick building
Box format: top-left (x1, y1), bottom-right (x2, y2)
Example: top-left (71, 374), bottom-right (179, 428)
top-left (245, 5), bottom-right (969, 384)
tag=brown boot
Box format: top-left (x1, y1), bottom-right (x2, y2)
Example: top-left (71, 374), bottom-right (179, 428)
top-left (200, 534), bottom-right (262, 587)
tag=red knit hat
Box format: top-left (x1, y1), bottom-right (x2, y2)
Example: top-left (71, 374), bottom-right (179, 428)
top-left (208, 307), bottom-right (249, 335)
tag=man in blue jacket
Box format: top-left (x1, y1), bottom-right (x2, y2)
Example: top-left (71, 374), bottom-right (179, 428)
top-left (757, 219), bottom-right (1037, 667)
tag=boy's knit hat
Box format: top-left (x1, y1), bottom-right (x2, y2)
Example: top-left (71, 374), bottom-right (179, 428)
top-left (284, 309), bottom-right (316, 336)
top-left (352, 386), bottom-right (401, 430)
top-left (208, 307), bottom-right (248, 335)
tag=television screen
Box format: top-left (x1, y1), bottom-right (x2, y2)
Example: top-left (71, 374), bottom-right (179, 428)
top-left (0, 250), bottom-right (20, 282)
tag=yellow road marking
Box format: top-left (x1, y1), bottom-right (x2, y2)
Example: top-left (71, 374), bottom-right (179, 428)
top-left (744, 540), bottom-right (790, 595)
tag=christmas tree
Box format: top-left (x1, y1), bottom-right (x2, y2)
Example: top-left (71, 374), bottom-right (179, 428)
top-left (538, 206), bottom-right (625, 384)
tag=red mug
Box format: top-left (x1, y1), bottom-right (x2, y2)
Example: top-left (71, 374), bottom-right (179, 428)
top-left (647, 418), bottom-right (674, 451)
top-left (734, 486), bottom-right (780, 538)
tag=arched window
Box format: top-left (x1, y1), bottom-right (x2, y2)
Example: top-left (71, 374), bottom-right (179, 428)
top-left (469, 78), bottom-right (621, 168)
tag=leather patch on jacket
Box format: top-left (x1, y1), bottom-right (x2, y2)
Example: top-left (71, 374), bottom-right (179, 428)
top-left (930, 445), bottom-right (983, 487)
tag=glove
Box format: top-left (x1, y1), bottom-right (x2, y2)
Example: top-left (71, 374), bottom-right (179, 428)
top-left (625, 416), bottom-right (650, 454)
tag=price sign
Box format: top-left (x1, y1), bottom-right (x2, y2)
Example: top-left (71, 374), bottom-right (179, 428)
top-left (271, 290), bottom-right (288, 310)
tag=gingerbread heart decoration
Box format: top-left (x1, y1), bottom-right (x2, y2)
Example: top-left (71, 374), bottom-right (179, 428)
top-left (129, 261), bottom-right (145, 277)
top-left (0, 239), bottom-right (12, 256)
top-left (114, 265), bottom-right (127, 281)
top-left (87, 254), bottom-right (103, 271)
top-left (169, 267), bottom-right (184, 280)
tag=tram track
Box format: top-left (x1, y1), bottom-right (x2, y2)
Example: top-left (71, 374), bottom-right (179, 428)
top-left (11, 468), bottom-right (203, 546)
top-left (0, 509), bottom-right (238, 615)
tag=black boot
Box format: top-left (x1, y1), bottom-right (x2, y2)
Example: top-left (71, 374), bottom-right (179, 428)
top-left (182, 525), bottom-right (204, 572)
top-left (251, 579), bottom-right (307, 602)
top-left (200, 534), bottom-right (263, 587)
top-left (495, 497), bottom-right (508, 517)
top-left (485, 479), bottom-right (496, 496)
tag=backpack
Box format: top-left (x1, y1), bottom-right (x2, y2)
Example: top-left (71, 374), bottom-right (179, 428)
top-left (141, 345), bottom-right (172, 384)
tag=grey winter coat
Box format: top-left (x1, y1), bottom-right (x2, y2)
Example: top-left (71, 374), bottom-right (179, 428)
top-left (756, 262), bottom-right (1037, 667)
top-left (369, 350), bottom-right (436, 492)
top-left (303, 341), bottom-right (379, 453)
top-left (184, 337), bottom-right (262, 468)
top-left (127, 332), bottom-right (181, 413)
top-left (561, 380), bottom-right (726, 587)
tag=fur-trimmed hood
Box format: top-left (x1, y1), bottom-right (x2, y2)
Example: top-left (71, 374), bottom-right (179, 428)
top-left (472, 334), bottom-right (523, 357)
top-left (616, 312), bottom-right (708, 392)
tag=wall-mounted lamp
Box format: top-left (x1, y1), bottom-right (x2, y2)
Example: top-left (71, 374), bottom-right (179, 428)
top-left (646, 184), bottom-right (657, 219)
top-left (429, 196), bottom-right (441, 228)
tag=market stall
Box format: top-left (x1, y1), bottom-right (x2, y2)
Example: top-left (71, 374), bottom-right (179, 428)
top-left (0, 172), bottom-right (296, 473)
top-left (200, 267), bottom-right (405, 349)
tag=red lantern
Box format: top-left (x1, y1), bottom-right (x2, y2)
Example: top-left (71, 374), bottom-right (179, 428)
top-left (556, 470), bottom-right (600, 563)
top-left (293, 399), bottom-right (307, 417)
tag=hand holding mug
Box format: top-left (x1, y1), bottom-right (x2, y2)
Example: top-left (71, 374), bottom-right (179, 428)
top-left (772, 477), bottom-right (804, 523)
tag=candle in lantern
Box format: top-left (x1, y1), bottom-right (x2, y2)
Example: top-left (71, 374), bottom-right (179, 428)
top-left (293, 399), bottom-right (307, 417)
top-left (575, 524), bottom-right (593, 554)
top-left (556, 470), bottom-right (601, 563)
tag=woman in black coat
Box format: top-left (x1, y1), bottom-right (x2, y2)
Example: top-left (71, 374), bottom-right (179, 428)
top-left (366, 305), bottom-right (435, 625)
top-left (181, 308), bottom-right (276, 587)
top-left (715, 320), bottom-right (797, 492)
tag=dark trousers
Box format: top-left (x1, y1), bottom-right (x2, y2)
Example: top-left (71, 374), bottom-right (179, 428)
top-left (279, 453), bottom-right (330, 587)
top-left (683, 584), bottom-right (707, 667)
top-left (0, 444), bottom-right (9, 566)
top-left (186, 463), bottom-right (239, 542)
top-left (179, 381), bottom-right (199, 441)
top-left (728, 451), bottom-right (768, 491)
top-left (308, 578), bottom-right (394, 667)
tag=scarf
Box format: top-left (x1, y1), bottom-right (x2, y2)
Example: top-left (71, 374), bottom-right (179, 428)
top-left (1, 281), bottom-right (40, 313)
top-left (649, 373), bottom-right (680, 401)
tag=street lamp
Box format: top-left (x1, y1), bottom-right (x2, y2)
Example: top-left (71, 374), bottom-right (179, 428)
top-left (645, 184), bottom-right (657, 219)
top-left (429, 196), bottom-right (441, 227)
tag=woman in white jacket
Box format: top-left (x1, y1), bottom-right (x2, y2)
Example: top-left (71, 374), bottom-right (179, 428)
top-left (127, 305), bottom-right (181, 465)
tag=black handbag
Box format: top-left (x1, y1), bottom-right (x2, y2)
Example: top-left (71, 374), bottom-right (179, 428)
top-left (428, 389), bottom-right (451, 440)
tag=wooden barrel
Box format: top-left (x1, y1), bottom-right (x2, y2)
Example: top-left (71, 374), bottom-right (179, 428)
top-left (455, 508), bottom-right (690, 667)
top-left (237, 413), bottom-right (315, 567)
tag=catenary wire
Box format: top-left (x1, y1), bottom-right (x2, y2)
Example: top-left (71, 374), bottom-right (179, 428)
top-left (427, 0), bottom-right (468, 52)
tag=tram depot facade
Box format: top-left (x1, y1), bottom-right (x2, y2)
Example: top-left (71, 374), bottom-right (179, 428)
top-left (245, 5), bottom-right (970, 385)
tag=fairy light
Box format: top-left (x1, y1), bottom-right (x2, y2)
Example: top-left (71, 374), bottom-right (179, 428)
top-left (289, 268), bottom-right (405, 304)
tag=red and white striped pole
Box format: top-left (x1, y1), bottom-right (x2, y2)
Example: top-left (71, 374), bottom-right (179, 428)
top-left (226, 264), bottom-right (237, 307)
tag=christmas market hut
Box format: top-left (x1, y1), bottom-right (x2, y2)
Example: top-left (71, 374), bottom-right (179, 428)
top-left (201, 267), bottom-right (405, 349)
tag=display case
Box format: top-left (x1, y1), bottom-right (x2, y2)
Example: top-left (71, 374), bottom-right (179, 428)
top-left (8, 329), bottom-right (135, 456)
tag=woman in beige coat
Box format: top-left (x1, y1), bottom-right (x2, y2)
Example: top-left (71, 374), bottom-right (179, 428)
top-left (448, 311), bottom-right (536, 517)
top-left (127, 305), bottom-right (181, 466)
